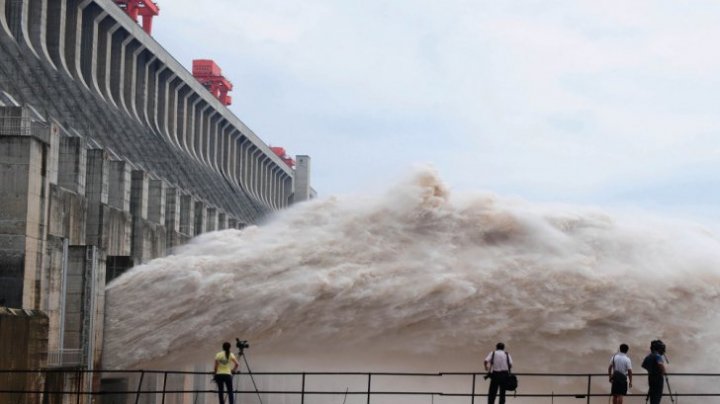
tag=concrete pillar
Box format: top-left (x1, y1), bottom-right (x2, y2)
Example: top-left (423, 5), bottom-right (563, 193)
top-left (84, 148), bottom-right (108, 249)
top-left (185, 97), bottom-right (202, 159)
top-left (192, 101), bottom-right (205, 161)
top-left (63, 247), bottom-right (85, 351)
top-left (117, 35), bottom-right (135, 117)
top-left (127, 44), bottom-right (146, 122)
top-left (193, 200), bottom-right (206, 236)
top-left (17, 0), bottom-right (40, 58)
top-left (0, 308), bottom-right (49, 398)
top-left (46, 0), bottom-right (70, 76)
top-left (0, 107), bottom-right (52, 309)
top-left (283, 175), bottom-right (293, 206)
top-left (107, 160), bottom-right (131, 212)
top-left (0, 0), bottom-right (13, 38)
top-left (271, 167), bottom-right (280, 209)
top-left (165, 74), bottom-right (181, 142)
top-left (239, 140), bottom-right (250, 189)
top-left (250, 150), bottom-right (260, 198)
top-left (73, 0), bottom-right (94, 91)
top-left (219, 124), bottom-right (231, 177)
top-left (258, 156), bottom-right (269, 207)
top-left (294, 155), bottom-right (312, 202)
top-left (130, 170), bottom-right (148, 220)
top-left (179, 194), bottom-right (194, 236)
top-left (164, 186), bottom-right (182, 247)
top-left (206, 207), bottom-right (217, 232)
top-left (260, 158), bottom-right (268, 206)
top-left (140, 56), bottom-right (158, 129)
top-left (130, 170), bottom-right (148, 263)
top-left (228, 131), bottom-right (238, 185)
top-left (88, 9), bottom-right (110, 99)
top-left (93, 19), bottom-right (117, 102)
top-left (65, 245), bottom-right (103, 372)
top-left (227, 217), bottom-right (238, 229)
top-left (30, 0), bottom-right (55, 71)
top-left (147, 179), bottom-right (165, 225)
top-left (150, 66), bottom-right (168, 136)
top-left (217, 212), bottom-right (227, 230)
top-left (205, 117), bottom-right (220, 167)
top-left (156, 73), bottom-right (174, 143)
top-left (57, 136), bottom-right (86, 194)
top-left (176, 87), bottom-right (191, 151)
top-left (0, 135), bottom-right (44, 308)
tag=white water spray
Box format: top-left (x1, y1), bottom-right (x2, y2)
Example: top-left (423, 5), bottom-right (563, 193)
top-left (104, 168), bottom-right (720, 389)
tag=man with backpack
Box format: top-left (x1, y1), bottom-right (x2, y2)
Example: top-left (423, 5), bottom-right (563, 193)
top-left (484, 342), bottom-right (513, 404)
top-left (641, 340), bottom-right (667, 404)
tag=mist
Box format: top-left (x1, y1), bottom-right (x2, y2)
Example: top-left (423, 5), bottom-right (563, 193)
top-left (103, 167), bottom-right (720, 400)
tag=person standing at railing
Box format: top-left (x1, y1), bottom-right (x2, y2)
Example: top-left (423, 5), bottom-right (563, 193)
top-left (484, 342), bottom-right (513, 404)
top-left (214, 341), bottom-right (240, 404)
top-left (641, 340), bottom-right (667, 404)
top-left (608, 343), bottom-right (633, 404)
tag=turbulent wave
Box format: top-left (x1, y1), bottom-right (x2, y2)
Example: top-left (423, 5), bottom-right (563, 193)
top-left (103, 168), bottom-right (720, 382)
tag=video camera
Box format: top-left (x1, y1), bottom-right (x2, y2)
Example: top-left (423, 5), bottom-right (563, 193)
top-left (236, 338), bottom-right (249, 353)
top-left (651, 340), bottom-right (666, 355)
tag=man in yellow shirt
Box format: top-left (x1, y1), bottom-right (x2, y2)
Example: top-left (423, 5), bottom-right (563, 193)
top-left (214, 342), bottom-right (240, 404)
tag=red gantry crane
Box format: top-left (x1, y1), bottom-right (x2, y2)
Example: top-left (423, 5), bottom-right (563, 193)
top-left (115, 0), bottom-right (160, 35)
top-left (192, 60), bottom-right (233, 106)
top-left (270, 147), bottom-right (296, 168)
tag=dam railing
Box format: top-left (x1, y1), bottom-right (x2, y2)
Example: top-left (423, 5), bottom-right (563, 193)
top-left (2, 369), bottom-right (720, 403)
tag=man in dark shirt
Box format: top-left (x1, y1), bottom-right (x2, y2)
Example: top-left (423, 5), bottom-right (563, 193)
top-left (641, 340), bottom-right (666, 404)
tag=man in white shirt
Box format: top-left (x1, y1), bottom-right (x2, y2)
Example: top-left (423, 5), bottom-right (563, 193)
top-left (608, 343), bottom-right (633, 404)
top-left (484, 342), bottom-right (513, 404)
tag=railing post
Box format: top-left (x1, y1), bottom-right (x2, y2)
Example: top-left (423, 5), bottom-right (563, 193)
top-left (161, 371), bottom-right (168, 404)
top-left (135, 370), bottom-right (146, 404)
top-left (586, 374), bottom-right (591, 404)
top-left (471, 373), bottom-right (476, 404)
top-left (367, 373), bottom-right (372, 404)
top-left (301, 372), bottom-right (306, 404)
top-left (75, 369), bottom-right (81, 404)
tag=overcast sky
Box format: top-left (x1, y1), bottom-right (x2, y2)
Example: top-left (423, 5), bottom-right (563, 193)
top-left (151, 0), bottom-right (720, 224)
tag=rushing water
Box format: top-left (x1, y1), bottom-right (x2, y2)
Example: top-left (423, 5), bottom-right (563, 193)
top-left (103, 168), bottom-right (720, 400)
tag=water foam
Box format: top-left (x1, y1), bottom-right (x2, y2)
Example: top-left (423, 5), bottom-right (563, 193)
top-left (103, 168), bottom-right (720, 381)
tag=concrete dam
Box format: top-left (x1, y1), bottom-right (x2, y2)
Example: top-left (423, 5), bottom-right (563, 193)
top-left (0, 0), bottom-right (312, 400)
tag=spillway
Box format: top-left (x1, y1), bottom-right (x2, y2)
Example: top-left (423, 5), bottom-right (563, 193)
top-left (104, 167), bottom-right (720, 392)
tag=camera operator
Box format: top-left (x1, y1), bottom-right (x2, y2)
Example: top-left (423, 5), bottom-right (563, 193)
top-left (641, 340), bottom-right (667, 404)
top-left (213, 342), bottom-right (240, 404)
top-left (484, 342), bottom-right (513, 404)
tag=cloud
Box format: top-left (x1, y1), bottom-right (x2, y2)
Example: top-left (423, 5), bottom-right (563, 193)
top-left (152, 0), bottom-right (720, 224)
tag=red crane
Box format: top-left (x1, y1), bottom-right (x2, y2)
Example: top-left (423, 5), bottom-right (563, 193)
top-left (115, 0), bottom-right (160, 35)
top-left (270, 147), bottom-right (296, 168)
top-left (192, 60), bottom-right (233, 106)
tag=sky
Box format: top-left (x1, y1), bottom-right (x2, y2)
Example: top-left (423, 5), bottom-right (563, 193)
top-left (150, 0), bottom-right (720, 226)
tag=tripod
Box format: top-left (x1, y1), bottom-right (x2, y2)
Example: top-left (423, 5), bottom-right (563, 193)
top-left (663, 354), bottom-right (676, 404)
top-left (235, 338), bottom-right (264, 404)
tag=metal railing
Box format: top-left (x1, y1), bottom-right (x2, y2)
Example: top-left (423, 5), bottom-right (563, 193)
top-left (0, 115), bottom-right (32, 136)
top-left (2, 369), bottom-right (720, 403)
top-left (0, 115), bottom-right (50, 142)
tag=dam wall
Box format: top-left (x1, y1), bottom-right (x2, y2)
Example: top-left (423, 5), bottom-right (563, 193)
top-left (0, 1), bottom-right (314, 401)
